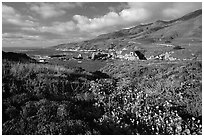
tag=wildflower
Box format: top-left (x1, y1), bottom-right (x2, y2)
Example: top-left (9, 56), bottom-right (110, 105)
top-left (176, 125), bottom-right (182, 134)
top-left (183, 129), bottom-right (191, 135)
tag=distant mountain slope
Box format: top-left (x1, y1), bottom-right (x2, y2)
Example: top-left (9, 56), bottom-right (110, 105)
top-left (2, 51), bottom-right (36, 63)
top-left (53, 9), bottom-right (202, 50)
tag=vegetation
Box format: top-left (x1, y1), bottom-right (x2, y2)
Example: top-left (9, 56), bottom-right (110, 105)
top-left (173, 45), bottom-right (184, 50)
top-left (2, 58), bottom-right (202, 135)
top-left (99, 60), bottom-right (202, 134)
top-left (2, 51), bottom-right (36, 63)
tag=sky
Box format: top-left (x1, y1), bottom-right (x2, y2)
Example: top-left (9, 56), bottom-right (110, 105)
top-left (2, 2), bottom-right (202, 48)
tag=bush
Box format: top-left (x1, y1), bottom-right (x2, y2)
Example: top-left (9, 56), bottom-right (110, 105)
top-left (2, 60), bottom-right (202, 135)
top-left (2, 61), bottom-right (102, 135)
top-left (173, 45), bottom-right (184, 50)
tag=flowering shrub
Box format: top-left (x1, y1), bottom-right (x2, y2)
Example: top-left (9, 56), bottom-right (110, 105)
top-left (90, 79), bottom-right (202, 135)
top-left (95, 60), bottom-right (202, 135)
top-left (2, 60), bottom-right (202, 135)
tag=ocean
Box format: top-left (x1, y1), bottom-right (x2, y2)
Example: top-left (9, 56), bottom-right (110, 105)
top-left (2, 47), bottom-right (107, 72)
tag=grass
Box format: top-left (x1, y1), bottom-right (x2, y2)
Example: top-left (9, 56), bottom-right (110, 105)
top-left (2, 59), bottom-right (202, 135)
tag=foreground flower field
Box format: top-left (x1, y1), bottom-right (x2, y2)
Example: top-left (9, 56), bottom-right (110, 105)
top-left (2, 59), bottom-right (202, 135)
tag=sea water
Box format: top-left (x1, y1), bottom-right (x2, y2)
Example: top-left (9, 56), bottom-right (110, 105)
top-left (3, 47), bottom-right (107, 72)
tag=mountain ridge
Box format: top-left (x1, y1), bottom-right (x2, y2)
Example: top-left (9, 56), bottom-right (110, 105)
top-left (52, 9), bottom-right (202, 50)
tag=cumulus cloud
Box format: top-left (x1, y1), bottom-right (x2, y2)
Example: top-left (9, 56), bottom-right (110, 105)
top-left (73, 12), bottom-right (117, 32)
top-left (2, 4), bottom-right (37, 27)
top-left (29, 2), bottom-right (83, 19)
top-left (72, 2), bottom-right (201, 37)
top-left (73, 3), bottom-right (150, 34)
top-left (119, 8), bottom-right (149, 22)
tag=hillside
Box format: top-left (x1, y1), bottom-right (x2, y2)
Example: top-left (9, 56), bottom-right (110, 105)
top-left (2, 51), bottom-right (36, 63)
top-left (53, 9), bottom-right (202, 51)
top-left (3, 55), bottom-right (202, 135)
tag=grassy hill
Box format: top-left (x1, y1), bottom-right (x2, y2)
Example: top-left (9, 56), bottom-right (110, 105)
top-left (52, 9), bottom-right (201, 51)
top-left (2, 51), bottom-right (37, 63)
top-left (2, 56), bottom-right (202, 135)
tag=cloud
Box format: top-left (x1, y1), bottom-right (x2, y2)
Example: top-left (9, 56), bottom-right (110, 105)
top-left (119, 8), bottom-right (149, 22)
top-left (72, 2), bottom-right (201, 37)
top-left (162, 2), bottom-right (202, 18)
top-left (2, 4), bottom-right (16, 15)
top-left (3, 33), bottom-right (42, 41)
top-left (108, 2), bottom-right (129, 12)
top-left (29, 2), bottom-right (83, 19)
top-left (2, 4), bottom-right (38, 27)
top-left (55, 2), bottom-right (83, 9)
top-left (20, 21), bottom-right (85, 43)
top-left (30, 3), bottom-right (65, 19)
top-left (73, 3), bottom-right (150, 34)
top-left (73, 12), bottom-right (118, 32)
top-left (39, 21), bottom-right (76, 34)
top-left (22, 21), bottom-right (77, 36)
